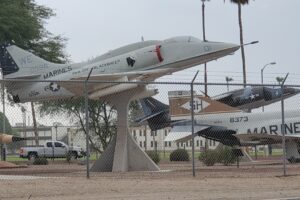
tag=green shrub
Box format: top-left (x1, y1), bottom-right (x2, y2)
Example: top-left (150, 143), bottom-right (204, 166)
top-left (199, 149), bottom-right (218, 166)
top-left (218, 146), bottom-right (236, 166)
top-left (170, 149), bottom-right (190, 161)
top-left (146, 151), bottom-right (160, 164)
top-left (33, 157), bottom-right (48, 165)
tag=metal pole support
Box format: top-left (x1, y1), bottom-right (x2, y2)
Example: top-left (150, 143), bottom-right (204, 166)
top-left (281, 73), bottom-right (289, 176)
top-left (191, 71), bottom-right (199, 177)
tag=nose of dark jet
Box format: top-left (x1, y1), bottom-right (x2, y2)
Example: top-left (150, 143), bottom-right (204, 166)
top-left (284, 87), bottom-right (300, 95)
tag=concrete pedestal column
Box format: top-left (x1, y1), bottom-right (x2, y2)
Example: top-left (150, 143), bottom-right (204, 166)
top-left (91, 86), bottom-right (160, 172)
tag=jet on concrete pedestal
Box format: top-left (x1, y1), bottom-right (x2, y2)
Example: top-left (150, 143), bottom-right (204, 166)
top-left (0, 36), bottom-right (239, 172)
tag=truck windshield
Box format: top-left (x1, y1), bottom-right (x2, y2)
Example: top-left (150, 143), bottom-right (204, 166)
top-left (46, 142), bottom-right (52, 147)
top-left (55, 142), bottom-right (63, 147)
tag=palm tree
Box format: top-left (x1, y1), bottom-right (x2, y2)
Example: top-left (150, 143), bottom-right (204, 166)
top-left (230, 0), bottom-right (249, 87)
top-left (276, 77), bottom-right (284, 85)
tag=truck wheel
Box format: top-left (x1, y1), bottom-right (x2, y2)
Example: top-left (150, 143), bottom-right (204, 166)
top-left (28, 153), bottom-right (37, 161)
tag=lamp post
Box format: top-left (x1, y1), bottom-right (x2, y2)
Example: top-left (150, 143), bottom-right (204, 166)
top-left (201, 0), bottom-right (209, 96)
top-left (261, 62), bottom-right (276, 112)
top-left (225, 76), bottom-right (233, 92)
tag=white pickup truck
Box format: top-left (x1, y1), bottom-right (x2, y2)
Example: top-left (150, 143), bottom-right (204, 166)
top-left (19, 141), bottom-right (85, 160)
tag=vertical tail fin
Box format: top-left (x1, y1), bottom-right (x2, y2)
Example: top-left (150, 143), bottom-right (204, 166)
top-left (136, 97), bottom-right (171, 131)
top-left (0, 43), bottom-right (61, 78)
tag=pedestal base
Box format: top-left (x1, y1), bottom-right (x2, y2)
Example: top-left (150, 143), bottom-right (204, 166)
top-left (90, 134), bottom-right (159, 172)
top-left (90, 86), bottom-right (160, 172)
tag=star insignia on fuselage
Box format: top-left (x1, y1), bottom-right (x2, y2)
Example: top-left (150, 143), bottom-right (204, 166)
top-left (49, 82), bottom-right (60, 92)
top-left (249, 93), bottom-right (259, 100)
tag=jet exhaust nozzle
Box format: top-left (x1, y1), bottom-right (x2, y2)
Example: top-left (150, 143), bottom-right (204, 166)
top-left (0, 134), bottom-right (27, 144)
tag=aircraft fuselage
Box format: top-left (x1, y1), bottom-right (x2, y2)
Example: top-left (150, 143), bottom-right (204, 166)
top-left (2, 36), bottom-right (239, 102)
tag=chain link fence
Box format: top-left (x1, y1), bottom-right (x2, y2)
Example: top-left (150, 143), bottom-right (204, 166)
top-left (1, 79), bottom-right (300, 178)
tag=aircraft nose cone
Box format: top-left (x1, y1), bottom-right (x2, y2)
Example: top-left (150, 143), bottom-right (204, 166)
top-left (285, 87), bottom-right (300, 94)
top-left (203, 41), bottom-right (240, 57)
top-left (218, 42), bottom-right (240, 51)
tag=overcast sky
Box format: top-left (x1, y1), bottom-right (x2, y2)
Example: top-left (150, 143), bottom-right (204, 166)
top-left (6, 0), bottom-right (300, 126)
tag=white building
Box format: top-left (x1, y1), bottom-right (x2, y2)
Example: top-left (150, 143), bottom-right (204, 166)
top-left (129, 126), bottom-right (218, 152)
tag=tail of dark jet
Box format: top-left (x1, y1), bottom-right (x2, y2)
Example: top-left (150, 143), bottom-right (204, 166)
top-left (136, 97), bottom-right (172, 131)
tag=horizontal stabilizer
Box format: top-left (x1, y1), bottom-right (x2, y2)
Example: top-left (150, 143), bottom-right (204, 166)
top-left (165, 121), bottom-right (210, 142)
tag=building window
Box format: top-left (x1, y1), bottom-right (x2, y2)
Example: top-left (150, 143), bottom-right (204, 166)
top-left (209, 140), bottom-right (212, 147)
top-left (200, 140), bottom-right (203, 147)
top-left (190, 141), bottom-right (192, 147)
top-left (181, 142), bottom-right (183, 147)
top-left (155, 141), bottom-right (157, 148)
top-left (140, 141), bottom-right (143, 147)
top-left (151, 141), bottom-right (153, 147)
top-left (186, 141), bottom-right (188, 147)
top-left (169, 142), bottom-right (171, 147)
top-left (144, 141), bottom-right (146, 148)
top-left (164, 129), bottom-right (168, 136)
top-left (164, 141), bottom-right (167, 147)
top-left (213, 140), bottom-right (216, 146)
top-left (133, 130), bottom-right (136, 137)
top-left (196, 140), bottom-right (199, 147)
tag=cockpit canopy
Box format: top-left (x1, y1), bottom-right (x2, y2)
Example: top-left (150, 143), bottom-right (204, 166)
top-left (163, 36), bottom-right (202, 44)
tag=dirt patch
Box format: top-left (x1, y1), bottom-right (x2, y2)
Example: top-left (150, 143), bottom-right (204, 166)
top-left (0, 161), bottom-right (27, 169)
top-left (0, 160), bottom-right (300, 200)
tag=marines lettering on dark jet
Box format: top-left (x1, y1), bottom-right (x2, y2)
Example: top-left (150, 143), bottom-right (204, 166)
top-left (247, 122), bottom-right (300, 135)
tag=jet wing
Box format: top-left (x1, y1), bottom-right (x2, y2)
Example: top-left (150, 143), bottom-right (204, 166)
top-left (58, 68), bottom-right (170, 96)
top-left (164, 124), bottom-right (210, 142)
top-left (164, 120), bottom-right (211, 142)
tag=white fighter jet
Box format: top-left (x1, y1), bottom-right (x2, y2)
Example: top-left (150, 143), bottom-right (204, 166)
top-left (164, 92), bottom-right (300, 162)
top-left (0, 36), bottom-right (239, 102)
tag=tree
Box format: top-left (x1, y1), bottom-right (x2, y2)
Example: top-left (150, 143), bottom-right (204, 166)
top-left (276, 77), bottom-right (284, 85)
top-left (0, 112), bottom-right (13, 135)
top-left (0, 112), bottom-right (23, 153)
top-left (39, 98), bottom-right (141, 153)
top-left (0, 0), bottom-right (68, 62)
top-left (229, 0), bottom-right (249, 87)
top-left (39, 98), bottom-right (116, 153)
top-left (0, 0), bottom-right (68, 147)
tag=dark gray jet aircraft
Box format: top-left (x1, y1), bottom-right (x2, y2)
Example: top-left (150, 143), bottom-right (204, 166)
top-left (136, 86), bottom-right (300, 131)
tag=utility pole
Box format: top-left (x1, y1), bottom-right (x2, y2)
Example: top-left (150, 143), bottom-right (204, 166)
top-left (201, 0), bottom-right (208, 96)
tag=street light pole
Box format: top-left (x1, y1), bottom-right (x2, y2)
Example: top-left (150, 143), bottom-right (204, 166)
top-left (225, 76), bottom-right (233, 92)
top-left (201, 0), bottom-right (208, 96)
top-left (261, 62), bottom-right (276, 112)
